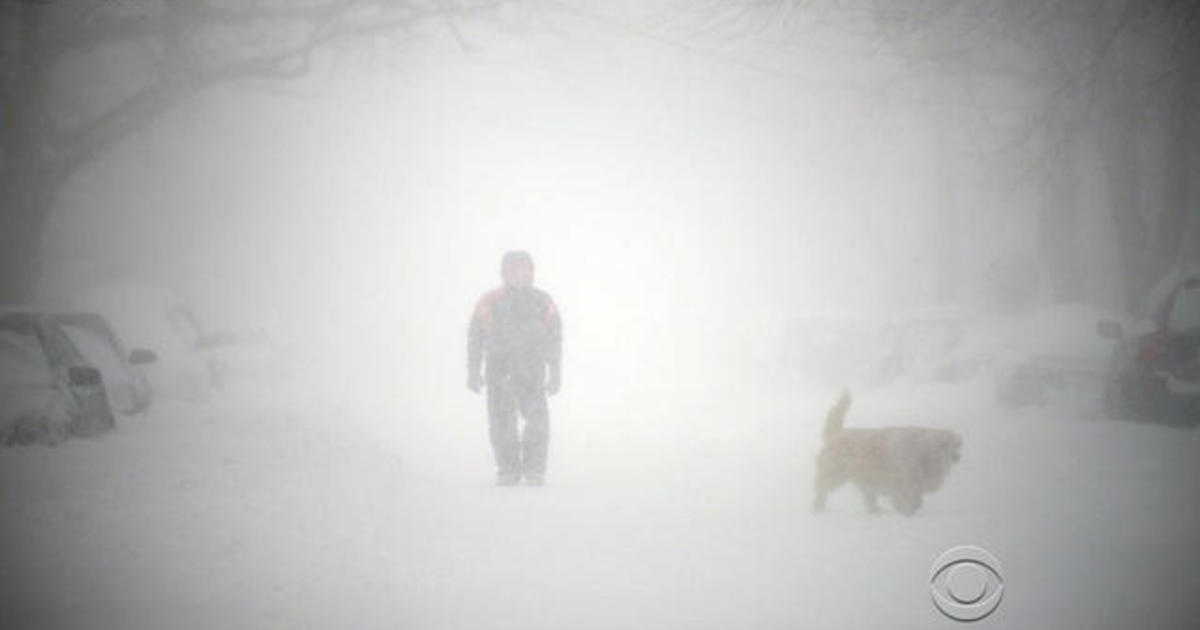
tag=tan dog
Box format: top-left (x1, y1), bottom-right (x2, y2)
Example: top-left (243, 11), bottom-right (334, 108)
top-left (813, 391), bottom-right (961, 515)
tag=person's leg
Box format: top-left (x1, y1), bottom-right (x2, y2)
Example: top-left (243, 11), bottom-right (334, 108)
top-left (487, 373), bottom-right (521, 485)
top-left (516, 376), bottom-right (550, 484)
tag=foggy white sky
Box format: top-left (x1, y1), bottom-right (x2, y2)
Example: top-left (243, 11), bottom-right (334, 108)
top-left (37, 2), bottom-right (1127, 400)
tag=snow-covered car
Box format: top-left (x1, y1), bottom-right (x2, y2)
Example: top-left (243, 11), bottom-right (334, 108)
top-left (777, 313), bottom-right (883, 386)
top-left (778, 309), bottom-right (979, 388)
top-left (49, 312), bottom-right (156, 414)
top-left (989, 304), bottom-right (1113, 409)
top-left (72, 282), bottom-right (289, 401)
top-left (1098, 268), bottom-right (1200, 426)
top-left (872, 316), bottom-right (972, 385)
top-left (0, 311), bottom-right (116, 445)
top-left (70, 283), bottom-right (217, 401)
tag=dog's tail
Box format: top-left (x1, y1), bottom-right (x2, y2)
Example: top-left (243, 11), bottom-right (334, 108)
top-left (822, 390), bottom-right (851, 443)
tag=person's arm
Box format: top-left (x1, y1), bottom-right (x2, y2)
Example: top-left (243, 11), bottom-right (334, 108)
top-left (467, 298), bottom-right (488, 392)
top-left (544, 295), bottom-right (562, 394)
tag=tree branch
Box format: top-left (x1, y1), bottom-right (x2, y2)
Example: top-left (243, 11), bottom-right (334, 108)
top-left (51, 0), bottom-right (502, 183)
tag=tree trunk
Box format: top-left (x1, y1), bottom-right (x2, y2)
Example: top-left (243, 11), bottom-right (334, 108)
top-left (933, 76), bottom-right (960, 304)
top-left (0, 172), bottom-right (54, 303)
top-left (1153, 40), bottom-right (1200, 280)
top-left (1099, 102), bottom-right (1147, 314)
top-left (1038, 128), bottom-right (1084, 302)
top-left (0, 5), bottom-right (52, 304)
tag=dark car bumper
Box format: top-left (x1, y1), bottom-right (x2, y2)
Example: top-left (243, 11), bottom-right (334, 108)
top-left (1110, 369), bottom-right (1200, 426)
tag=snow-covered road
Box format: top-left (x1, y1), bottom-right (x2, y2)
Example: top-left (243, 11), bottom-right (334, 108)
top-left (3, 384), bottom-right (1198, 630)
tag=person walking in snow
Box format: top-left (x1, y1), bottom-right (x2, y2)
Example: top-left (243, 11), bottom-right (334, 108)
top-left (467, 250), bottom-right (562, 486)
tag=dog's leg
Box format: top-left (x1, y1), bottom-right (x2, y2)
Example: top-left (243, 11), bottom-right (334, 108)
top-left (813, 479), bottom-right (830, 513)
top-left (892, 469), bottom-right (927, 515)
top-left (813, 471), bottom-right (844, 513)
top-left (859, 486), bottom-right (881, 514)
top-left (892, 491), bottom-right (922, 515)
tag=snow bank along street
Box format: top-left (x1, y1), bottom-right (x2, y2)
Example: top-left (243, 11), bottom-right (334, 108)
top-left (3, 380), bottom-right (1198, 630)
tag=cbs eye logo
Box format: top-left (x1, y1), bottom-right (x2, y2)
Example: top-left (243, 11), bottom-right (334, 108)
top-left (929, 545), bottom-right (1005, 622)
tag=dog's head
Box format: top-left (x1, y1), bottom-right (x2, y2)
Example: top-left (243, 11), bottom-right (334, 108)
top-left (909, 430), bottom-right (962, 493)
top-left (918, 429), bottom-right (962, 472)
top-left (944, 431), bottom-right (962, 464)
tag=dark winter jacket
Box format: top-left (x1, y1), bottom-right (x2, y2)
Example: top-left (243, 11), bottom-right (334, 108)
top-left (468, 286), bottom-right (561, 379)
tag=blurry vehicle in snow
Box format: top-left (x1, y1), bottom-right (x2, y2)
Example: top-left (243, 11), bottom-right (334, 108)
top-left (872, 316), bottom-right (973, 385)
top-left (72, 283), bottom-right (289, 402)
top-left (779, 303), bottom-right (1115, 413)
top-left (990, 304), bottom-right (1113, 410)
top-left (146, 303), bottom-right (290, 393)
top-left (778, 311), bottom-right (977, 388)
top-left (868, 306), bottom-right (1108, 409)
top-left (49, 312), bottom-right (156, 414)
top-left (1098, 268), bottom-right (1200, 426)
top-left (995, 355), bottom-right (1104, 409)
top-left (867, 304), bottom-right (1112, 410)
top-left (778, 314), bottom-right (881, 386)
top-left (72, 284), bottom-right (216, 401)
top-left (0, 310), bottom-right (117, 445)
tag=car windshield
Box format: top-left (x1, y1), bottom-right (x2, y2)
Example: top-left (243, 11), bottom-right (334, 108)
top-left (0, 330), bottom-right (53, 385)
top-left (1167, 280), bottom-right (1200, 333)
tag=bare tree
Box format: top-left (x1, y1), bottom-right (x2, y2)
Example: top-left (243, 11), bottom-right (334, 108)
top-left (841, 0), bottom-right (1200, 309)
top-left (678, 0), bottom-right (1200, 310)
top-left (0, 0), bottom-right (494, 302)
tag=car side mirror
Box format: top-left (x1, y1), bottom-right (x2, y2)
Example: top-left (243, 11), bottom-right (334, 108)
top-left (129, 349), bottom-right (158, 365)
top-left (68, 366), bottom-right (103, 388)
top-left (1096, 320), bottom-right (1125, 340)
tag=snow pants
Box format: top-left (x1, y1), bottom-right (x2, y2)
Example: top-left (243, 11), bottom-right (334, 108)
top-left (486, 364), bottom-right (549, 479)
